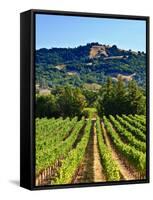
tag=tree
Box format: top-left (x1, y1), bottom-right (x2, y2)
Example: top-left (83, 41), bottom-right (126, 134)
top-left (97, 77), bottom-right (146, 116)
top-left (39, 78), bottom-right (48, 89)
top-left (98, 77), bottom-right (116, 116)
top-left (36, 94), bottom-right (57, 118)
top-left (127, 80), bottom-right (146, 114)
top-left (113, 76), bottom-right (127, 114)
top-left (57, 86), bottom-right (86, 117)
top-left (82, 89), bottom-right (98, 107)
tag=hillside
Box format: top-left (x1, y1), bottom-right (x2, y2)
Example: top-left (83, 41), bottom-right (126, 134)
top-left (35, 42), bottom-right (146, 88)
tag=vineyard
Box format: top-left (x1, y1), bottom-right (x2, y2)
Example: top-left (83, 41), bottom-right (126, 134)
top-left (35, 114), bottom-right (146, 186)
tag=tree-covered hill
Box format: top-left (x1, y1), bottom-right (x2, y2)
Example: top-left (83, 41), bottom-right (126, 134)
top-left (35, 42), bottom-right (146, 88)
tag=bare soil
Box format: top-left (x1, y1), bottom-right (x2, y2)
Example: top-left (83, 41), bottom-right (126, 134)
top-left (93, 124), bottom-right (106, 182)
top-left (74, 120), bottom-right (106, 183)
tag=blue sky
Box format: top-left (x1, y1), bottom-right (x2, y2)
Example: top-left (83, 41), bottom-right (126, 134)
top-left (36, 14), bottom-right (146, 52)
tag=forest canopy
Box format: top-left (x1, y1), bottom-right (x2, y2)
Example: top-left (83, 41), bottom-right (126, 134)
top-left (36, 78), bottom-right (146, 118)
top-left (36, 43), bottom-right (146, 89)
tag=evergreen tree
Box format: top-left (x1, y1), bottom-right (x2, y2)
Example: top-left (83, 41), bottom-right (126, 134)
top-left (127, 80), bottom-right (146, 114)
top-left (97, 77), bottom-right (146, 116)
top-left (98, 77), bottom-right (115, 116)
top-left (114, 76), bottom-right (127, 114)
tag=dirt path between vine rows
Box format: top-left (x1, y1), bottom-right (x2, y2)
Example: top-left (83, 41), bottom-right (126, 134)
top-left (101, 121), bottom-right (137, 180)
top-left (93, 123), bottom-right (106, 182)
top-left (74, 120), bottom-right (106, 183)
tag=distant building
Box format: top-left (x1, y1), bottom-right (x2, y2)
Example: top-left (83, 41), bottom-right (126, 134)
top-left (36, 84), bottom-right (51, 95)
top-left (39, 88), bottom-right (51, 95)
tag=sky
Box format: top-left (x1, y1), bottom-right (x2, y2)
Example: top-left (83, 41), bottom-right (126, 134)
top-left (36, 14), bottom-right (146, 52)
